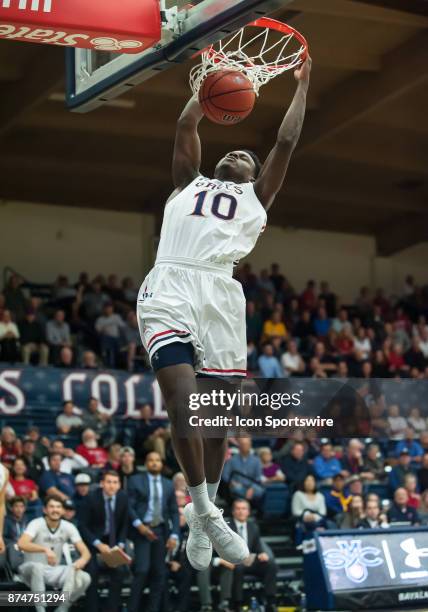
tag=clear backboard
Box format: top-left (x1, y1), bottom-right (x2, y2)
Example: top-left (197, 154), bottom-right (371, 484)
top-left (66, 0), bottom-right (292, 113)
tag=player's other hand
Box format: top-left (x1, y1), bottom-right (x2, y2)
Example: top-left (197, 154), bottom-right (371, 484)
top-left (294, 55), bottom-right (312, 84)
top-left (258, 552), bottom-right (269, 562)
top-left (73, 558), bottom-right (87, 571)
top-left (45, 548), bottom-right (57, 565)
top-left (220, 559), bottom-right (235, 570)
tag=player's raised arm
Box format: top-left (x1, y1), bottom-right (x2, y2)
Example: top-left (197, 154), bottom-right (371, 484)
top-left (172, 97), bottom-right (204, 191)
top-left (254, 56), bottom-right (312, 210)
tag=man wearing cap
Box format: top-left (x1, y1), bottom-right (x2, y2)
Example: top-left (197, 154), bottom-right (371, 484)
top-left (388, 448), bottom-right (416, 492)
top-left (64, 500), bottom-right (77, 525)
top-left (78, 470), bottom-right (128, 612)
top-left (21, 437), bottom-right (44, 484)
top-left (323, 474), bottom-right (352, 518)
top-left (74, 473), bottom-right (91, 513)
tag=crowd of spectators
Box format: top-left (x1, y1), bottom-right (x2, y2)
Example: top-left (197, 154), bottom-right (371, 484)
top-left (2, 265), bottom-right (428, 379)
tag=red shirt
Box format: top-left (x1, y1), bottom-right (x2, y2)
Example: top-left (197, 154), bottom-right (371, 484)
top-left (407, 494), bottom-right (420, 509)
top-left (1, 443), bottom-right (20, 467)
top-left (388, 352), bottom-right (405, 370)
top-left (10, 477), bottom-right (37, 499)
top-left (76, 444), bottom-right (108, 466)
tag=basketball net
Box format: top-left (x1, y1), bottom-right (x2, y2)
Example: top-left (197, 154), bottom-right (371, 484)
top-left (190, 17), bottom-right (308, 96)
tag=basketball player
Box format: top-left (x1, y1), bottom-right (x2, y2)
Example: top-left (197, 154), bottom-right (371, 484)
top-left (137, 57), bottom-right (311, 571)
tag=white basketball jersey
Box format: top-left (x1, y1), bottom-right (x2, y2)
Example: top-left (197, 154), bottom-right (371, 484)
top-left (156, 176), bottom-right (267, 266)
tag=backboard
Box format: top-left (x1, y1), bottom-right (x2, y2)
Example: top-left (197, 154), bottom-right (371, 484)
top-left (66, 0), bottom-right (292, 113)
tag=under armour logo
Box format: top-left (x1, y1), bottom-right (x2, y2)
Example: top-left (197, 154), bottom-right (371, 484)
top-left (401, 538), bottom-right (428, 569)
top-left (90, 37), bottom-right (143, 51)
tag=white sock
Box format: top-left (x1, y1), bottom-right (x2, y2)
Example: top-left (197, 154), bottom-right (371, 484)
top-left (188, 479), bottom-right (211, 515)
top-left (207, 480), bottom-right (220, 503)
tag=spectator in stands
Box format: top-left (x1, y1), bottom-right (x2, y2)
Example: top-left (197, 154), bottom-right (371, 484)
top-left (246, 301), bottom-right (263, 345)
top-left (332, 308), bottom-right (349, 334)
top-left (300, 280), bottom-right (317, 312)
top-left (218, 499), bottom-right (278, 612)
top-left (95, 303), bottom-right (125, 368)
top-left (122, 277), bottom-right (138, 305)
top-left (122, 311), bottom-right (141, 372)
top-left (258, 447), bottom-right (285, 483)
top-left (395, 428), bottom-right (423, 462)
top-left (80, 281), bottom-right (110, 321)
top-left (46, 309), bottom-right (71, 364)
top-left (418, 453), bottom-right (428, 492)
top-left (76, 429), bottom-right (108, 469)
top-left (404, 473), bottom-right (420, 509)
top-left (56, 400), bottom-right (83, 435)
top-left (407, 406), bottom-right (427, 437)
top-left (25, 426), bottom-right (48, 460)
top-left (81, 350), bottom-right (99, 369)
top-left (9, 458), bottom-right (41, 510)
top-left (313, 306), bottom-right (331, 338)
top-left (18, 495), bottom-right (91, 605)
top-left (82, 397), bottom-right (109, 438)
top-left (387, 488), bottom-right (420, 525)
top-left (291, 474), bottom-right (327, 534)
top-left (128, 452), bottom-right (179, 612)
top-left (117, 446), bottom-right (138, 491)
top-left (64, 499), bottom-right (77, 525)
top-left (42, 439), bottom-right (88, 474)
top-left (358, 497), bottom-right (389, 529)
top-left (362, 443), bottom-right (385, 481)
top-left (0, 427), bottom-right (21, 468)
top-left (4, 496), bottom-right (28, 543)
top-left (73, 473), bottom-right (91, 513)
top-left (39, 452), bottom-right (75, 501)
top-left (262, 310), bottom-right (287, 343)
top-left (353, 327), bottom-right (371, 360)
top-left (324, 474), bottom-right (352, 518)
top-left (280, 340), bottom-right (305, 376)
top-left (19, 309), bottom-right (49, 366)
top-left (419, 328), bottom-right (428, 359)
top-left (21, 437), bottom-right (44, 484)
top-left (405, 338), bottom-right (427, 372)
top-left (57, 346), bottom-right (75, 368)
top-left (134, 403), bottom-right (169, 461)
top-left (312, 341), bottom-right (337, 376)
top-left (337, 494), bottom-right (364, 529)
top-left (279, 441), bottom-right (312, 492)
top-left (388, 449), bottom-right (415, 492)
top-left (258, 343), bottom-right (283, 378)
top-left (79, 470), bottom-right (128, 612)
top-left (0, 310), bottom-right (20, 362)
top-left (387, 404), bottom-right (407, 440)
top-left (420, 432), bottom-right (428, 454)
top-left (341, 439), bottom-right (365, 476)
top-left (313, 443), bottom-right (342, 483)
top-left (222, 437), bottom-right (264, 502)
top-left (3, 275), bottom-right (27, 321)
top-left (105, 443), bottom-right (122, 471)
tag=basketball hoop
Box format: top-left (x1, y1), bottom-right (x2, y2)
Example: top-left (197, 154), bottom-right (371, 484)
top-left (190, 17), bottom-right (308, 96)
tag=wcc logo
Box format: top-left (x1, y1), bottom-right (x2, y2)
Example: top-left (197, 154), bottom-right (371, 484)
top-left (1, 0), bottom-right (53, 12)
top-left (323, 539), bottom-right (384, 584)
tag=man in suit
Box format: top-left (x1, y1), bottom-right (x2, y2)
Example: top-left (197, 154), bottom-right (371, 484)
top-left (217, 499), bottom-right (277, 612)
top-left (78, 470), bottom-right (129, 612)
top-left (127, 451), bottom-right (180, 612)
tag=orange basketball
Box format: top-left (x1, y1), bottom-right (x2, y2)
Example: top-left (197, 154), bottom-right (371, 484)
top-left (198, 69), bottom-right (256, 125)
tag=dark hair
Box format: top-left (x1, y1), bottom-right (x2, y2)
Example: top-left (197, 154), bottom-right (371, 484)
top-left (10, 496), bottom-right (26, 507)
top-left (44, 494), bottom-right (65, 508)
top-left (299, 474), bottom-right (317, 493)
top-left (241, 149), bottom-right (262, 178)
top-left (101, 470), bottom-right (120, 481)
top-left (48, 452), bottom-right (62, 463)
top-left (232, 498), bottom-right (250, 510)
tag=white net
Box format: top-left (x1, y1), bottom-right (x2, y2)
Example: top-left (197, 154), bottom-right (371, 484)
top-left (189, 18), bottom-right (307, 96)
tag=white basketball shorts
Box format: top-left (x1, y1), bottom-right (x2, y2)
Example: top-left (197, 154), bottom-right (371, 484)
top-left (137, 257), bottom-right (247, 376)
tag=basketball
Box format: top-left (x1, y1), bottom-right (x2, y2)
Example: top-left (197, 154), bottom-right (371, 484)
top-left (198, 69), bottom-right (256, 125)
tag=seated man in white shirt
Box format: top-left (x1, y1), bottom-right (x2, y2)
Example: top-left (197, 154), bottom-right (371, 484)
top-left (18, 495), bottom-right (91, 612)
top-left (280, 340), bottom-right (305, 376)
top-left (216, 499), bottom-right (278, 612)
top-left (42, 439), bottom-right (88, 474)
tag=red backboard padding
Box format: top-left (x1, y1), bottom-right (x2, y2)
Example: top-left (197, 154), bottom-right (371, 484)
top-left (0, 0), bottom-right (161, 53)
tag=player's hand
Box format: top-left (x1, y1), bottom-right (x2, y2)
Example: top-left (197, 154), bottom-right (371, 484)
top-left (97, 543), bottom-right (111, 555)
top-left (45, 548), bottom-right (57, 565)
top-left (138, 525), bottom-right (158, 541)
top-left (258, 552), bottom-right (269, 562)
top-left (220, 559), bottom-right (235, 570)
top-left (170, 561), bottom-right (181, 572)
top-left (294, 55), bottom-right (312, 84)
top-left (73, 559), bottom-right (87, 571)
top-left (0, 536), bottom-right (5, 554)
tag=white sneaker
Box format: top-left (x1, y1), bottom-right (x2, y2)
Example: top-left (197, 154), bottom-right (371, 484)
top-left (184, 502), bottom-right (213, 570)
top-left (198, 502), bottom-right (250, 565)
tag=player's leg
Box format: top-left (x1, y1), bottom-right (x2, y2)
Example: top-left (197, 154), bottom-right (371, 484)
top-left (203, 436), bottom-right (228, 502)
